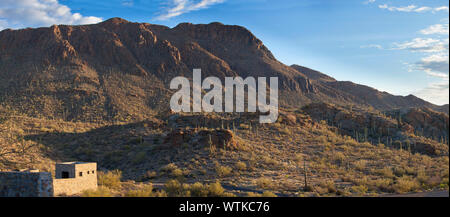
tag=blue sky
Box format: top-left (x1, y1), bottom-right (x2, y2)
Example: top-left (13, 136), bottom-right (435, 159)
top-left (1, 0), bottom-right (449, 105)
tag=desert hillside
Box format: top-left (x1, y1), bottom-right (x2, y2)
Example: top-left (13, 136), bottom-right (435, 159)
top-left (0, 18), bottom-right (448, 197)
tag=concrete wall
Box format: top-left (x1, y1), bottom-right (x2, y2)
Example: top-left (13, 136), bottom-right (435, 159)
top-left (0, 172), bottom-right (53, 197)
top-left (53, 177), bottom-right (97, 196)
top-left (53, 162), bottom-right (98, 196)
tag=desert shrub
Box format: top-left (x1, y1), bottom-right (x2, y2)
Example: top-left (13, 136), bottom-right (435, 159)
top-left (246, 192), bottom-right (262, 197)
top-left (189, 182), bottom-right (209, 197)
top-left (376, 167), bottom-right (395, 178)
top-left (393, 167), bottom-right (406, 177)
top-left (216, 165), bottom-right (232, 177)
top-left (81, 186), bottom-right (113, 197)
top-left (235, 161), bottom-right (247, 171)
top-left (207, 182), bottom-right (225, 197)
top-left (353, 160), bottom-right (367, 171)
top-left (153, 190), bottom-right (168, 197)
top-left (393, 176), bottom-right (419, 193)
top-left (441, 178), bottom-right (449, 188)
top-left (172, 168), bottom-right (183, 177)
top-left (416, 169), bottom-right (429, 184)
top-left (161, 163), bottom-right (178, 173)
top-left (351, 185), bottom-right (368, 195)
top-left (294, 153), bottom-right (304, 163)
top-left (255, 177), bottom-right (272, 189)
top-left (261, 191), bottom-right (277, 197)
top-left (261, 156), bottom-right (278, 167)
top-left (315, 186), bottom-right (329, 195)
top-left (140, 171), bottom-right (157, 181)
top-left (125, 184), bottom-right (153, 197)
top-left (165, 179), bottom-right (188, 197)
top-left (98, 170), bottom-right (122, 189)
top-left (369, 179), bottom-right (392, 192)
top-left (332, 152), bottom-right (346, 165)
top-left (320, 181), bottom-right (337, 193)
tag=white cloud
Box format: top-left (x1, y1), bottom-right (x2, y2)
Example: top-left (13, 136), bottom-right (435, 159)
top-left (121, 0), bottom-right (134, 7)
top-left (435, 6), bottom-right (450, 12)
top-left (393, 38), bottom-right (448, 53)
top-left (360, 44), bottom-right (383, 49)
top-left (155, 0), bottom-right (225, 20)
top-left (364, 0), bottom-right (376, 4)
top-left (414, 82), bottom-right (449, 105)
top-left (378, 4), bottom-right (449, 13)
top-left (416, 53), bottom-right (449, 78)
top-left (0, 0), bottom-right (102, 30)
top-left (394, 37), bottom-right (449, 81)
top-left (420, 24), bottom-right (449, 35)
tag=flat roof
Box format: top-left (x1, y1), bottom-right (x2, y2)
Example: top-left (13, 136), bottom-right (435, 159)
top-left (56, 162), bottom-right (96, 165)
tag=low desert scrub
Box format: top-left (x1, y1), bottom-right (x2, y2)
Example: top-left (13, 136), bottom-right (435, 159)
top-left (235, 161), bottom-right (247, 171)
top-left (375, 167), bottom-right (395, 179)
top-left (82, 186), bottom-right (113, 197)
top-left (164, 179), bottom-right (233, 197)
top-left (125, 184), bottom-right (154, 197)
top-left (255, 177), bottom-right (273, 189)
top-left (98, 170), bottom-right (122, 189)
top-left (319, 181), bottom-right (337, 194)
top-left (216, 165), bottom-right (233, 177)
top-left (246, 191), bottom-right (277, 197)
top-left (353, 160), bottom-right (367, 171)
top-left (393, 176), bottom-right (420, 193)
top-left (351, 185), bottom-right (368, 195)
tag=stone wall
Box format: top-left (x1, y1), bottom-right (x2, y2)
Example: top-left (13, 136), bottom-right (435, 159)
top-left (53, 177), bottom-right (97, 196)
top-left (0, 172), bottom-right (53, 197)
top-left (53, 162), bottom-right (98, 196)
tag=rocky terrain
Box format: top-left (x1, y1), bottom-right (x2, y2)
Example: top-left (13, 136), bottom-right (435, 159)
top-left (0, 18), bottom-right (448, 197)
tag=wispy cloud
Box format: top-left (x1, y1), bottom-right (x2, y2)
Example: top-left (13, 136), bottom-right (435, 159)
top-left (395, 37), bottom-right (449, 79)
top-left (360, 44), bottom-right (383, 49)
top-left (121, 0), bottom-right (134, 7)
top-left (363, 0), bottom-right (376, 5)
top-left (415, 53), bottom-right (449, 79)
top-left (414, 82), bottom-right (449, 105)
top-left (393, 38), bottom-right (448, 53)
top-left (379, 4), bottom-right (449, 13)
top-left (420, 24), bottom-right (449, 35)
top-left (0, 0), bottom-right (102, 30)
top-left (155, 0), bottom-right (225, 20)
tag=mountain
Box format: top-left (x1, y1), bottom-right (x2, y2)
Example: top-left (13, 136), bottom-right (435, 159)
top-left (0, 17), bottom-right (446, 122)
top-left (290, 65), bottom-right (444, 112)
top-left (0, 18), bottom-right (448, 196)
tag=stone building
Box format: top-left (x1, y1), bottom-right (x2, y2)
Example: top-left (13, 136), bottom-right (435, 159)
top-left (0, 162), bottom-right (98, 197)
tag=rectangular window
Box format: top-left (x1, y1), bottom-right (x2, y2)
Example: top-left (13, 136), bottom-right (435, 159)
top-left (79, 172), bottom-right (83, 177)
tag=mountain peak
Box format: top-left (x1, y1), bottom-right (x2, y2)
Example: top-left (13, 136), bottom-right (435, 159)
top-left (101, 17), bottom-right (131, 25)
